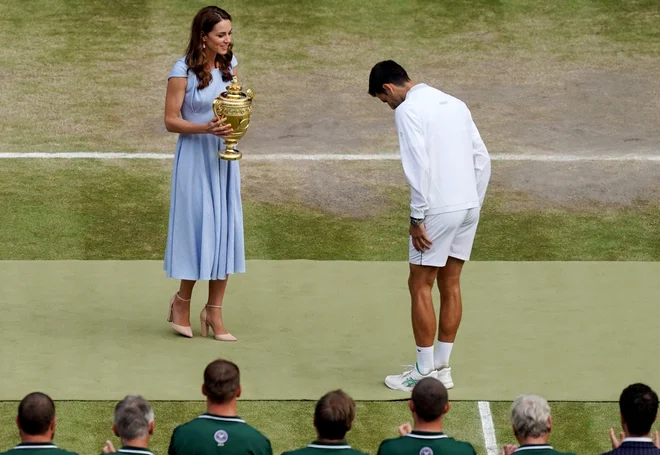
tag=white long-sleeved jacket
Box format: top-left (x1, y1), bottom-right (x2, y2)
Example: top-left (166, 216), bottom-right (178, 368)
top-left (394, 84), bottom-right (491, 219)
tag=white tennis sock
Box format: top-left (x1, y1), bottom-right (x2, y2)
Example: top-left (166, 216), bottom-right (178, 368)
top-left (416, 346), bottom-right (434, 375)
top-left (434, 341), bottom-right (453, 369)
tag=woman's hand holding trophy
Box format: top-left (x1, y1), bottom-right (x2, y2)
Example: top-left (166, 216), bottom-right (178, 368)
top-left (206, 116), bottom-right (234, 138)
top-left (212, 76), bottom-right (254, 160)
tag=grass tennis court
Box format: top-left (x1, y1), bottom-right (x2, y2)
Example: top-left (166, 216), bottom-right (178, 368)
top-left (1, 161), bottom-right (658, 454)
top-left (3, 260), bottom-right (659, 402)
top-left (1, 0), bottom-right (659, 454)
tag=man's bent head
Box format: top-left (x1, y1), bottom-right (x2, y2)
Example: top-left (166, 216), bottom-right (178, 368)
top-left (368, 60), bottom-right (412, 110)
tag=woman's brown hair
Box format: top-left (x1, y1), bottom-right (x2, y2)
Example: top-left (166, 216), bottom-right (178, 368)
top-left (185, 6), bottom-right (233, 90)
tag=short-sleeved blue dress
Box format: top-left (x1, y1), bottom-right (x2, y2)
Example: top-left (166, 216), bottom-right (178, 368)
top-left (164, 55), bottom-right (245, 281)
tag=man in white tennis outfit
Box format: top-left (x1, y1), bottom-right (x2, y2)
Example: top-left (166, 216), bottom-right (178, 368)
top-left (369, 60), bottom-right (491, 391)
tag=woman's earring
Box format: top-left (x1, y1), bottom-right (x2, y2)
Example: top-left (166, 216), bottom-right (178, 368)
top-left (202, 42), bottom-right (206, 49)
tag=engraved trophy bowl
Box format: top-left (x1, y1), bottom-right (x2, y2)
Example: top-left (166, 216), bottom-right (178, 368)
top-left (212, 76), bottom-right (254, 160)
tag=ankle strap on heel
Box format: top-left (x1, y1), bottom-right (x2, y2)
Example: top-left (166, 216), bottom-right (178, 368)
top-left (205, 304), bottom-right (222, 309)
top-left (175, 292), bottom-right (191, 302)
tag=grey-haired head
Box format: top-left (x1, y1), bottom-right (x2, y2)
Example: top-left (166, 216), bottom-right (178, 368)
top-left (510, 394), bottom-right (552, 440)
top-left (114, 395), bottom-right (154, 442)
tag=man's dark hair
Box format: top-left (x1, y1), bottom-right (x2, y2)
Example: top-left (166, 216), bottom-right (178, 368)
top-left (314, 390), bottom-right (356, 440)
top-left (18, 392), bottom-right (55, 435)
top-left (204, 359), bottom-right (240, 404)
top-left (411, 378), bottom-right (449, 422)
top-left (368, 60), bottom-right (411, 96)
top-left (620, 383), bottom-right (658, 436)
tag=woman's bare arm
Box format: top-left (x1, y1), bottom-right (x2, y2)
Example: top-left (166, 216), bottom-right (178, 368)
top-left (164, 77), bottom-right (232, 137)
top-left (164, 77), bottom-right (207, 134)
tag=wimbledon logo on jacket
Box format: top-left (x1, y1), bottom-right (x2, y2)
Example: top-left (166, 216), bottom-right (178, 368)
top-left (214, 430), bottom-right (229, 446)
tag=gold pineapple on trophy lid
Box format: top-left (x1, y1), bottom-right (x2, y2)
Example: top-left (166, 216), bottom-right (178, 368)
top-left (212, 76), bottom-right (254, 160)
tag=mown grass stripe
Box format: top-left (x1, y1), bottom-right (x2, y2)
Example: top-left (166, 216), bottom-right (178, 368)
top-left (1, 152), bottom-right (660, 161)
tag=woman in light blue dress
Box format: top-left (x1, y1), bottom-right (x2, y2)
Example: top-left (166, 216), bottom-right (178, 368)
top-left (163, 6), bottom-right (244, 342)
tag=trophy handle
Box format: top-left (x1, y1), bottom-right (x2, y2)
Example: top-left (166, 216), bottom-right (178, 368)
top-left (237, 118), bottom-right (250, 133)
top-left (212, 99), bottom-right (224, 120)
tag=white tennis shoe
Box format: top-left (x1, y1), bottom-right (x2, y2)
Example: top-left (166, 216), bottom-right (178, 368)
top-left (385, 364), bottom-right (435, 392)
top-left (433, 366), bottom-right (454, 389)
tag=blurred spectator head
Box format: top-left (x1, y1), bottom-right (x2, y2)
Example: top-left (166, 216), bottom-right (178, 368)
top-left (113, 395), bottom-right (155, 443)
top-left (619, 383), bottom-right (658, 437)
top-left (510, 394), bottom-right (552, 441)
top-left (410, 377), bottom-right (450, 423)
top-left (314, 390), bottom-right (356, 441)
top-left (17, 392), bottom-right (56, 439)
top-left (203, 359), bottom-right (241, 404)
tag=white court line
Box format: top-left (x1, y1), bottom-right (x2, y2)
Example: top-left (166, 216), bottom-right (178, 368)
top-left (478, 401), bottom-right (499, 455)
top-left (0, 152), bottom-right (659, 161)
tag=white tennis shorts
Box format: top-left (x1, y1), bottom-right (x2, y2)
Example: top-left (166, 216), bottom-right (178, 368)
top-left (409, 208), bottom-right (481, 267)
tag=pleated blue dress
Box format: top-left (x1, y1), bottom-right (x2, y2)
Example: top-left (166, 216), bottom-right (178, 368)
top-left (164, 55), bottom-right (245, 281)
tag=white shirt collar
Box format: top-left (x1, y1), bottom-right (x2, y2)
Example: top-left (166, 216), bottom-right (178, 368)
top-left (622, 437), bottom-right (653, 443)
top-left (514, 446), bottom-right (553, 452)
top-left (118, 450), bottom-right (154, 455)
top-left (307, 443), bottom-right (352, 449)
top-left (406, 433), bottom-right (447, 440)
top-left (197, 414), bottom-right (246, 423)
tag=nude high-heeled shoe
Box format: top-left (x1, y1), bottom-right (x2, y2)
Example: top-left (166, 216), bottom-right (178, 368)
top-left (200, 304), bottom-right (237, 342)
top-left (167, 293), bottom-right (193, 338)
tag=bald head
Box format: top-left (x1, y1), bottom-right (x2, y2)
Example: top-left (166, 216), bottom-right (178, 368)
top-left (411, 378), bottom-right (449, 422)
top-left (18, 393), bottom-right (55, 436)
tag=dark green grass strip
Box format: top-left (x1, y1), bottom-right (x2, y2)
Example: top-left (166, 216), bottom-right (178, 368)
top-left (0, 161), bottom-right (658, 260)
